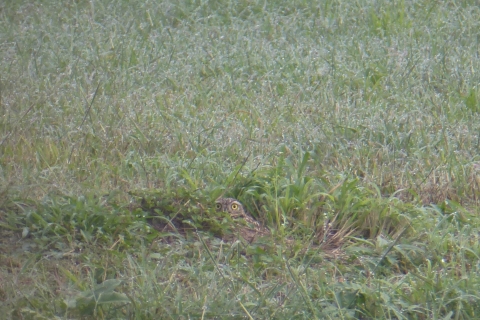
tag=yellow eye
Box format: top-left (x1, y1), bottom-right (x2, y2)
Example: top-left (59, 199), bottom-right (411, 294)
top-left (231, 203), bottom-right (239, 210)
top-left (215, 203), bottom-right (222, 210)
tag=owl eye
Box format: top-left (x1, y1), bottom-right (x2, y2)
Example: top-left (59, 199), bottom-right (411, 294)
top-left (231, 203), bottom-right (239, 210)
top-left (215, 203), bottom-right (222, 210)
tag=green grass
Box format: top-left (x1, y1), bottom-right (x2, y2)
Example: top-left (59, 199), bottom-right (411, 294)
top-left (1, 0), bottom-right (480, 318)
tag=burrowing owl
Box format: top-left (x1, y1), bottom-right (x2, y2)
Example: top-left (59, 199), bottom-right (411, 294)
top-left (215, 197), bottom-right (268, 242)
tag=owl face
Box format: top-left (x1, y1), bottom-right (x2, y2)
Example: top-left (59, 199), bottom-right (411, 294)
top-left (215, 198), bottom-right (244, 218)
top-left (215, 197), bottom-right (262, 230)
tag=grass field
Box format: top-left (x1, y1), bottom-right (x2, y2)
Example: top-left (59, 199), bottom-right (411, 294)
top-left (1, 0), bottom-right (480, 318)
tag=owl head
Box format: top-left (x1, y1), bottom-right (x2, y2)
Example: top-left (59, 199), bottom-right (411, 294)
top-left (215, 197), bottom-right (245, 219)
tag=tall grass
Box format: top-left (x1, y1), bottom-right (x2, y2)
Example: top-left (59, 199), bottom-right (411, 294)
top-left (1, 0), bottom-right (480, 318)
